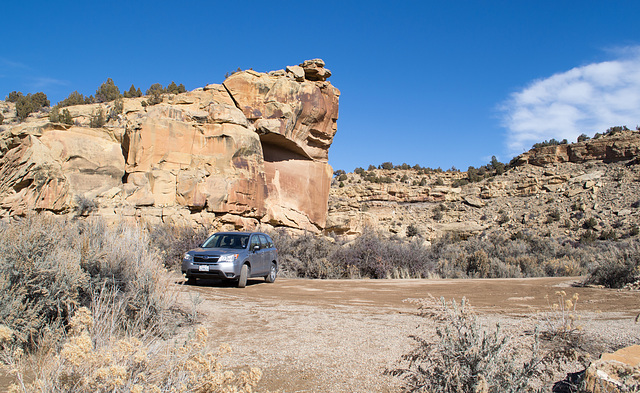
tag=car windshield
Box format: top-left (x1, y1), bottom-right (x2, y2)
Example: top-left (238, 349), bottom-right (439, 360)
top-left (202, 234), bottom-right (249, 249)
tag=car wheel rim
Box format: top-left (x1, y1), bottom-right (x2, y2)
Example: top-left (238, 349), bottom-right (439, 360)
top-left (270, 266), bottom-right (276, 280)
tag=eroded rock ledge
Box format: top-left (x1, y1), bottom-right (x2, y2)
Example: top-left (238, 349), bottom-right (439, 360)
top-left (0, 59), bottom-right (340, 232)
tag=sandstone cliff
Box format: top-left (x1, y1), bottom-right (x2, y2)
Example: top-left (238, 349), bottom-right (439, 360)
top-left (0, 59), bottom-right (339, 232)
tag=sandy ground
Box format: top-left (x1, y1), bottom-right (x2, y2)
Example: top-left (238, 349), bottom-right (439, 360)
top-left (1, 277), bottom-right (637, 391)
top-left (175, 276), bottom-right (640, 392)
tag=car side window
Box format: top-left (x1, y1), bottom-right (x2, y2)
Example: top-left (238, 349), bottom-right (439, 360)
top-left (250, 235), bottom-right (260, 250)
top-left (239, 235), bottom-right (249, 249)
top-left (258, 235), bottom-right (269, 249)
top-left (265, 235), bottom-right (274, 248)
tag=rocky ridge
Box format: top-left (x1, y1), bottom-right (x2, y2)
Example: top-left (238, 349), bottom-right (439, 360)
top-left (327, 130), bottom-right (640, 242)
top-left (0, 59), bottom-right (339, 232)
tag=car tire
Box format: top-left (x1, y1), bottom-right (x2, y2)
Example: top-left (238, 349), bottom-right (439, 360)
top-left (265, 263), bottom-right (277, 283)
top-left (237, 264), bottom-right (249, 288)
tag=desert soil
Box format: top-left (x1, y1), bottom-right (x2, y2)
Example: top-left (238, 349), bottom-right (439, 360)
top-left (175, 276), bottom-right (640, 392)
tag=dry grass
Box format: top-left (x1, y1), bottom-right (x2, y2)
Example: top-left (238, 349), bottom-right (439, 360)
top-left (539, 291), bottom-right (582, 340)
top-left (2, 307), bottom-right (261, 392)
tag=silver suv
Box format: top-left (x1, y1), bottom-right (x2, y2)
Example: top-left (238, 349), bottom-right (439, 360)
top-left (182, 231), bottom-right (278, 288)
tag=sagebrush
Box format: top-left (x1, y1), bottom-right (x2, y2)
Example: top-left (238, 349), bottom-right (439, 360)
top-left (390, 297), bottom-right (544, 393)
top-left (270, 227), bottom-right (640, 287)
top-left (0, 215), bottom-right (174, 351)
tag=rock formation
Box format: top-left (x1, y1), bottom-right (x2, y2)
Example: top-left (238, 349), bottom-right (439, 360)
top-left (327, 130), bottom-right (640, 240)
top-left (0, 59), bottom-right (340, 232)
top-left (512, 130), bottom-right (640, 166)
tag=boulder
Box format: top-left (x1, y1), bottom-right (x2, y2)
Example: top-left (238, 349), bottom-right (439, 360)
top-left (300, 59), bottom-right (332, 81)
top-left (463, 195), bottom-right (486, 208)
top-left (286, 65), bottom-right (305, 81)
top-left (582, 345), bottom-right (640, 392)
top-left (124, 172), bottom-right (155, 207)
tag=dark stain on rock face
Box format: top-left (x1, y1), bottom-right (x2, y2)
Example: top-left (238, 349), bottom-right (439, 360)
top-left (269, 109), bottom-right (284, 119)
top-left (232, 157), bottom-right (249, 169)
top-left (243, 106), bottom-right (262, 119)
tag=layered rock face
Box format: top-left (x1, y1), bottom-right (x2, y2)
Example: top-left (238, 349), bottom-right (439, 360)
top-left (513, 130), bottom-right (640, 166)
top-left (327, 131), bottom-right (640, 240)
top-left (0, 59), bottom-right (339, 232)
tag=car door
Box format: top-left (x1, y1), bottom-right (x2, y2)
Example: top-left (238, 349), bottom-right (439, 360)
top-left (248, 234), bottom-right (265, 275)
top-left (259, 234), bottom-right (275, 269)
top-left (258, 234), bottom-right (272, 274)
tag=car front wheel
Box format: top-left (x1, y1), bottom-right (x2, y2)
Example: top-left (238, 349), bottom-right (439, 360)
top-left (237, 264), bottom-right (249, 288)
top-left (265, 263), bottom-right (277, 283)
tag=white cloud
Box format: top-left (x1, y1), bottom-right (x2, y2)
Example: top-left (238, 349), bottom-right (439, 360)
top-left (502, 47), bottom-right (640, 154)
top-left (29, 77), bottom-right (68, 90)
top-left (0, 57), bottom-right (30, 70)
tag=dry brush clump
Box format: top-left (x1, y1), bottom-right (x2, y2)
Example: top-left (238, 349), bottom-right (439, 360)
top-left (2, 307), bottom-right (261, 393)
top-left (270, 228), bottom-right (436, 279)
top-left (390, 297), bottom-right (546, 393)
top-left (147, 223), bottom-right (210, 270)
top-left (332, 229), bottom-right (436, 279)
top-left (581, 240), bottom-right (640, 288)
top-left (268, 229), bottom-right (344, 278)
top-left (0, 215), bottom-right (263, 392)
top-left (0, 214), bottom-right (174, 351)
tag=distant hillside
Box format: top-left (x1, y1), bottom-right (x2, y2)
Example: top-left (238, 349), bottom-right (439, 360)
top-left (327, 128), bottom-right (640, 244)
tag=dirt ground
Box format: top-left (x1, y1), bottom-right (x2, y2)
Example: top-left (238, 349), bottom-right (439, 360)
top-left (175, 276), bottom-right (640, 392)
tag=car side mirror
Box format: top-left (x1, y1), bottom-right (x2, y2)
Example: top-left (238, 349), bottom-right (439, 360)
top-left (253, 245), bottom-right (260, 252)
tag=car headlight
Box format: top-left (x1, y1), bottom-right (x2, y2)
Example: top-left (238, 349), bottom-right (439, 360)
top-left (218, 254), bottom-right (238, 263)
top-left (183, 253), bottom-right (193, 261)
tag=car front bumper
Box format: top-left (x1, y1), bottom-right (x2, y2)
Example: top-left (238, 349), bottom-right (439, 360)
top-left (182, 260), bottom-right (239, 280)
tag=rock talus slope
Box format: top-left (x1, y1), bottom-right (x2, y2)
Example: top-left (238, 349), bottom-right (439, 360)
top-left (0, 59), bottom-right (339, 232)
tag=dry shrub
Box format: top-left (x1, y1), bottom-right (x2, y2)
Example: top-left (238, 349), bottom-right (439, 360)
top-left (269, 230), bottom-right (343, 278)
top-left (0, 216), bottom-right (87, 349)
top-left (391, 297), bottom-right (544, 393)
top-left (583, 241), bottom-right (640, 288)
top-left (506, 255), bottom-right (545, 277)
top-left (332, 229), bottom-right (435, 279)
top-left (4, 307), bottom-right (261, 393)
top-left (148, 224), bottom-right (210, 270)
top-left (0, 214), bottom-right (174, 351)
top-left (274, 225), bottom-right (640, 285)
top-left (543, 257), bottom-right (582, 277)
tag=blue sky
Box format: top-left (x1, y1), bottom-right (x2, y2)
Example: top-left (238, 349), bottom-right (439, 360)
top-left (2, 1), bottom-right (640, 172)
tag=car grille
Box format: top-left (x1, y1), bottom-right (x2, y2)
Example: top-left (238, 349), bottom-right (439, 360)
top-left (193, 255), bottom-right (220, 264)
